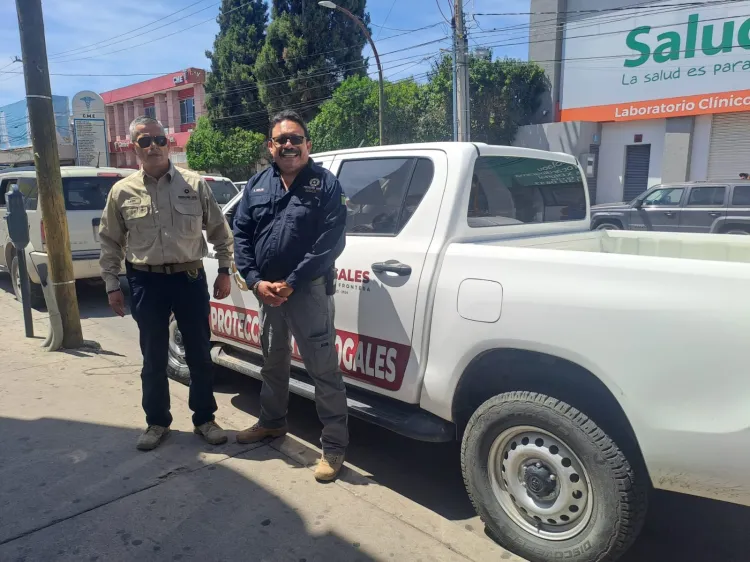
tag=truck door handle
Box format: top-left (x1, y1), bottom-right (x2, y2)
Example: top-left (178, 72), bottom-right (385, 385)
top-left (709, 212), bottom-right (721, 217)
top-left (372, 260), bottom-right (412, 276)
top-left (663, 212), bottom-right (674, 217)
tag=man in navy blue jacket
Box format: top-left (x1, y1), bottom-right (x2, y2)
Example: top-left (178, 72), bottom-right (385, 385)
top-left (233, 110), bottom-right (348, 482)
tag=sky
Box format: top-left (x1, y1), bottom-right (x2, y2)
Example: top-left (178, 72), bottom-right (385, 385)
top-left (0, 0), bottom-right (531, 109)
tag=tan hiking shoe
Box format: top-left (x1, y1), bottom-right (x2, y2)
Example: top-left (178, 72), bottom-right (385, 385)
top-left (314, 452), bottom-right (345, 482)
top-left (236, 422), bottom-right (287, 444)
top-left (136, 425), bottom-right (170, 451)
top-left (194, 421), bottom-right (228, 445)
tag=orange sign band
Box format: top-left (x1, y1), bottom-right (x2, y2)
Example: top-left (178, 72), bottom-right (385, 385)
top-left (560, 88), bottom-right (750, 122)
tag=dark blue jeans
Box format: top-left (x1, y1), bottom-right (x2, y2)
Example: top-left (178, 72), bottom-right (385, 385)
top-left (126, 263), bottom-right (217, 428)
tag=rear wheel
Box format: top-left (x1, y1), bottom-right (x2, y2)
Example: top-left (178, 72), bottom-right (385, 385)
top-left (11, 255), bottom-right (45, 308)
top-left (724, 228), bottom-right (750, 235)
top-left (461, 391), bottom-right (647, 562)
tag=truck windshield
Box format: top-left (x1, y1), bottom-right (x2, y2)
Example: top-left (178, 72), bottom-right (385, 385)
top-left (62, 177), bottom-right (120, 211)
top-left (468, 156), bottom-right (587, 227)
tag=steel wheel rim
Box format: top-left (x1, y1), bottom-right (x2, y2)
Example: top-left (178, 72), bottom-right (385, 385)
top-left (488, 425), bottom-right (594, 541)
top-left (168, 318), bottom-right (187, 368)
top-left (596, 223), bottom-right (618, 230)
top-left (11, 258), bottom-right (21, 300)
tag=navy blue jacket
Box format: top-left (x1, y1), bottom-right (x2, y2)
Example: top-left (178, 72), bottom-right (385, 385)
top-left (233, 159), bottom-right (347, 290)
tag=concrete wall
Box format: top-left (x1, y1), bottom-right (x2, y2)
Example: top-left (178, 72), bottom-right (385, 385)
top-left (513, 121), bottom-right (601, 158)
top-left (661, 117), bottom-right (694, 184)
top-left (528, 0), bottom-right (567, 123)
top-left (689, 115), bottom-right (712, 181)
top-left (598, 120), bottom-right (666, 203)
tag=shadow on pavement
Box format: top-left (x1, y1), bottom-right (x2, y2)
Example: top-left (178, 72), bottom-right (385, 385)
top-left (0, 416), bottom-right (375, 562)
top-left (221, 369), bottom-right (474, 520)
top-left (217, 368), bottom-right (750, 562)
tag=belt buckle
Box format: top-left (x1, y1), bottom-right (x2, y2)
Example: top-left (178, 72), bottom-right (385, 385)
top-left (164, 264), bottom-right (173, 275)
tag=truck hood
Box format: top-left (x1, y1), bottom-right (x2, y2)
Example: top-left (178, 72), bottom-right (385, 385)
top-left (591, 202), bottom-right (631, 212)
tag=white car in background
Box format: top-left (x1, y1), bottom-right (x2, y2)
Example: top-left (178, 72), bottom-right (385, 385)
top-left (0, 166), bottom-right (136, 307)
top-left (202, 175), bottom-right (238, 207)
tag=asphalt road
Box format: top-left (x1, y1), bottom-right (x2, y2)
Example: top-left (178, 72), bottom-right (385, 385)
top-left (4, 275), bottom-right (750, 562)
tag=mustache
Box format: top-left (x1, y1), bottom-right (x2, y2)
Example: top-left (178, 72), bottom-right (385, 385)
top-left (281, 148), bottom-right (300, 156)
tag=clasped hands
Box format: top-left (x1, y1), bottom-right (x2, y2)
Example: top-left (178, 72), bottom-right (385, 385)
top-left (256, 280), bottom-right (293, 306)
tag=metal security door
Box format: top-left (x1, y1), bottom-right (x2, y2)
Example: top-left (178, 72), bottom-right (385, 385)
top-left (623, 144), bottom-right (651, 202)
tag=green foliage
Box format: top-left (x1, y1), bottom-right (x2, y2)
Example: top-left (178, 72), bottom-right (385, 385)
top-left (309, 55), bottom-right (547, 151)
top-left (204, 0), bottom-right (268, 133)
top-left (254, 0), bottom-right (369, 122)
top-left (186, 117), bottom-right (266, 180)
top-left (427, 53), bottom-right (548, 145)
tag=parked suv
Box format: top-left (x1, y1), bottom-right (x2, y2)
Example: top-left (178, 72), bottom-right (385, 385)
top-left (202, 175), bottom-right (238, 207)
top-left (0, 166), bottom-right (136, 306)
top-left (591, 181), bottom-right (750, 234)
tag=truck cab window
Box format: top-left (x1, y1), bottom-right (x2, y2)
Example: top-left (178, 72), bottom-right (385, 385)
top-left (468, 157), bottom-right (586, 227)
top-left (338, 157), bottom-right (433, 235)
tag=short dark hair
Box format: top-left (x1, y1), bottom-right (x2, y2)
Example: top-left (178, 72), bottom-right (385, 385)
top-left (269, 110), bottom-right (309, 140)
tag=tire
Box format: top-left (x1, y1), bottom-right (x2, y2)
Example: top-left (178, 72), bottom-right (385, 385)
top-left (461, 392), bottom-right (648, 562)
top-left (594, 221), bottom-right (621, 231)
top-left (11, 255), bottom-right (46, 309)
top-left (166, 314), bottom-right (191, 385)
top-left (723, 228), bottom-right (750, 235)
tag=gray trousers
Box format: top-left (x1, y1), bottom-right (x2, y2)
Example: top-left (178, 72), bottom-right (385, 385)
top-left (257, 278), bottom-right (349, 454)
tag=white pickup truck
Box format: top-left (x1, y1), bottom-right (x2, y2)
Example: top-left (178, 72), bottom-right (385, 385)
top-left (166, 142), bottom-right (750, 562)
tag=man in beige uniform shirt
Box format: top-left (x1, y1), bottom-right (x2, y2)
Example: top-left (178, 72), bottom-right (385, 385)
top-left (100, 116), bottom-right (234, 451)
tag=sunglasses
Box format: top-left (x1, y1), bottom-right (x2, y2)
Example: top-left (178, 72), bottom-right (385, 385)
top-left (136, 135), bottom-right (168, 148)
top-left (271, 135), bottom-right (306, 146)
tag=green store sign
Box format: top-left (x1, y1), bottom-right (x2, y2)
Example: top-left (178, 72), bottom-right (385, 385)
top-left (624, 13), bottom-right (750, 68)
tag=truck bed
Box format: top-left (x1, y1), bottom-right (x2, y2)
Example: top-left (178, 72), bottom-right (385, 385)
top-left (496, 229), bottom-right (750, 265)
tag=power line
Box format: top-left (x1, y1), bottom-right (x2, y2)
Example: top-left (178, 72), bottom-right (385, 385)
top-left (436, 0), bottom-right (452, 24)
top-left (475, 1), bottom-right (745, 17)
top-left (48, 0), bottom-right (217, 59)
top-left (376, 0), bottom-right (398, 40)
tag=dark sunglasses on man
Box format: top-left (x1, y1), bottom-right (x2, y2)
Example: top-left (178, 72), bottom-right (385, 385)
top-left (271, 134), bottom-right (306, 147)
top-left (136, 135), bottom-right (169, 149)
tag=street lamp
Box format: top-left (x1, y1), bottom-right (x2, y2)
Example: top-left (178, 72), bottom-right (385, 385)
top-left (318, 1), bottom-right (385, 146)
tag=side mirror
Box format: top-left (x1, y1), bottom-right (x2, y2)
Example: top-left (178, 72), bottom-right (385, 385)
top-left (633, 199), bottom-right (644, 209)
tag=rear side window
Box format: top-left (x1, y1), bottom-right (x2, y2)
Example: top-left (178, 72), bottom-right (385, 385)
top-left (732, 185), bottom-right (750, 206)
top-left (18, 177), bottom-right (38, 210)
top-left (63, 177), bottom-right (119, 210)
top-left (687, 186), bottom-right (725, 206)
top-left (206, 179), bottom-right (238, 206)
top-left (468, 156), bottom-right (586, 227)
top-left (338, 157), bottom-right (434, 235)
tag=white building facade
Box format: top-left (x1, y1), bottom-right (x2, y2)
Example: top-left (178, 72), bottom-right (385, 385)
top-left (517, 0), bottom-right (750, 203)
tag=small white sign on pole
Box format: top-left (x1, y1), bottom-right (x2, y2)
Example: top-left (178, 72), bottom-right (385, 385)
top-left (74, 118), bottom-right (108, 167)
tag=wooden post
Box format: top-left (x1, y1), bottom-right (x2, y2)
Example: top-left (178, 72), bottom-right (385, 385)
top-left (16, 0), bottom-right (83, 348)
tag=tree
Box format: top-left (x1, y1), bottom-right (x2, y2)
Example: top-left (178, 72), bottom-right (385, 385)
top-left (204, 0), bottom-right (268, 133)
top-left (309, 76), bottom-right (430, 153)
top-left (254, 0), bottom-right (369, 122)
top-left (427, 53), bottom-right (548, 145)
top-left (186, 116), bottom-right (266, 180)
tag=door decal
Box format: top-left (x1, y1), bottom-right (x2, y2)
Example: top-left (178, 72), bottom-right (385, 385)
top-left (210, 302), bottom-right (410, 391)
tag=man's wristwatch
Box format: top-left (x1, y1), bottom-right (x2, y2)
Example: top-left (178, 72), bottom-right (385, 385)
top-left (218, 267), bottom-right (230, 275)
top-left (251, 281), bottom-right (260, 296)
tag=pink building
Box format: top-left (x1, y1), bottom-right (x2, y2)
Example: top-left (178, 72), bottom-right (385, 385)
top-left (100, 68), bottom-right (207, 168)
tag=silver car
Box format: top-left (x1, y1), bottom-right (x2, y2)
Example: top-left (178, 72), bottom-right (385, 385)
top-left (591, 181), bottom-right (750, 235)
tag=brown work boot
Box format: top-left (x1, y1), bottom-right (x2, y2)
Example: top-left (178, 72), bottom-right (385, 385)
top-left (236, 422), bottom-right (287, 444)
top-left (136, 425), bottom-right (170, 451)
top-left (194, 421), bottom-right (228, 445)
top-left (314, 452), bottom-right (345, 482)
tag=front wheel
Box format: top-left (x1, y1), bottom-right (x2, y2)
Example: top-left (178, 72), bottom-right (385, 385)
top-left (461, 392), bottom-right (647, 562)
top-left (167, 315), bottom-right (191, 385)
top-left (11, 255), bottom-right (45, 308)
top-left (594, 222), bottom-right (621, 231)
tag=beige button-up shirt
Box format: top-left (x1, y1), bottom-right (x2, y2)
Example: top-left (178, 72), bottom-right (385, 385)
top-left (99, 163), bottom-right (234, 292)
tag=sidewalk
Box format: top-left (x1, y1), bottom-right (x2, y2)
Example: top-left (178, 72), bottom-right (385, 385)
top-left (0, 290), bottom-right (520, 561)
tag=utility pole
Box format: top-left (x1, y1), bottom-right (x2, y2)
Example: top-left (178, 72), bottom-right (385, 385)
top-left (454, 0), bottom-right (471, 141)
top-left (16, 0), bottom-right (84, 349)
